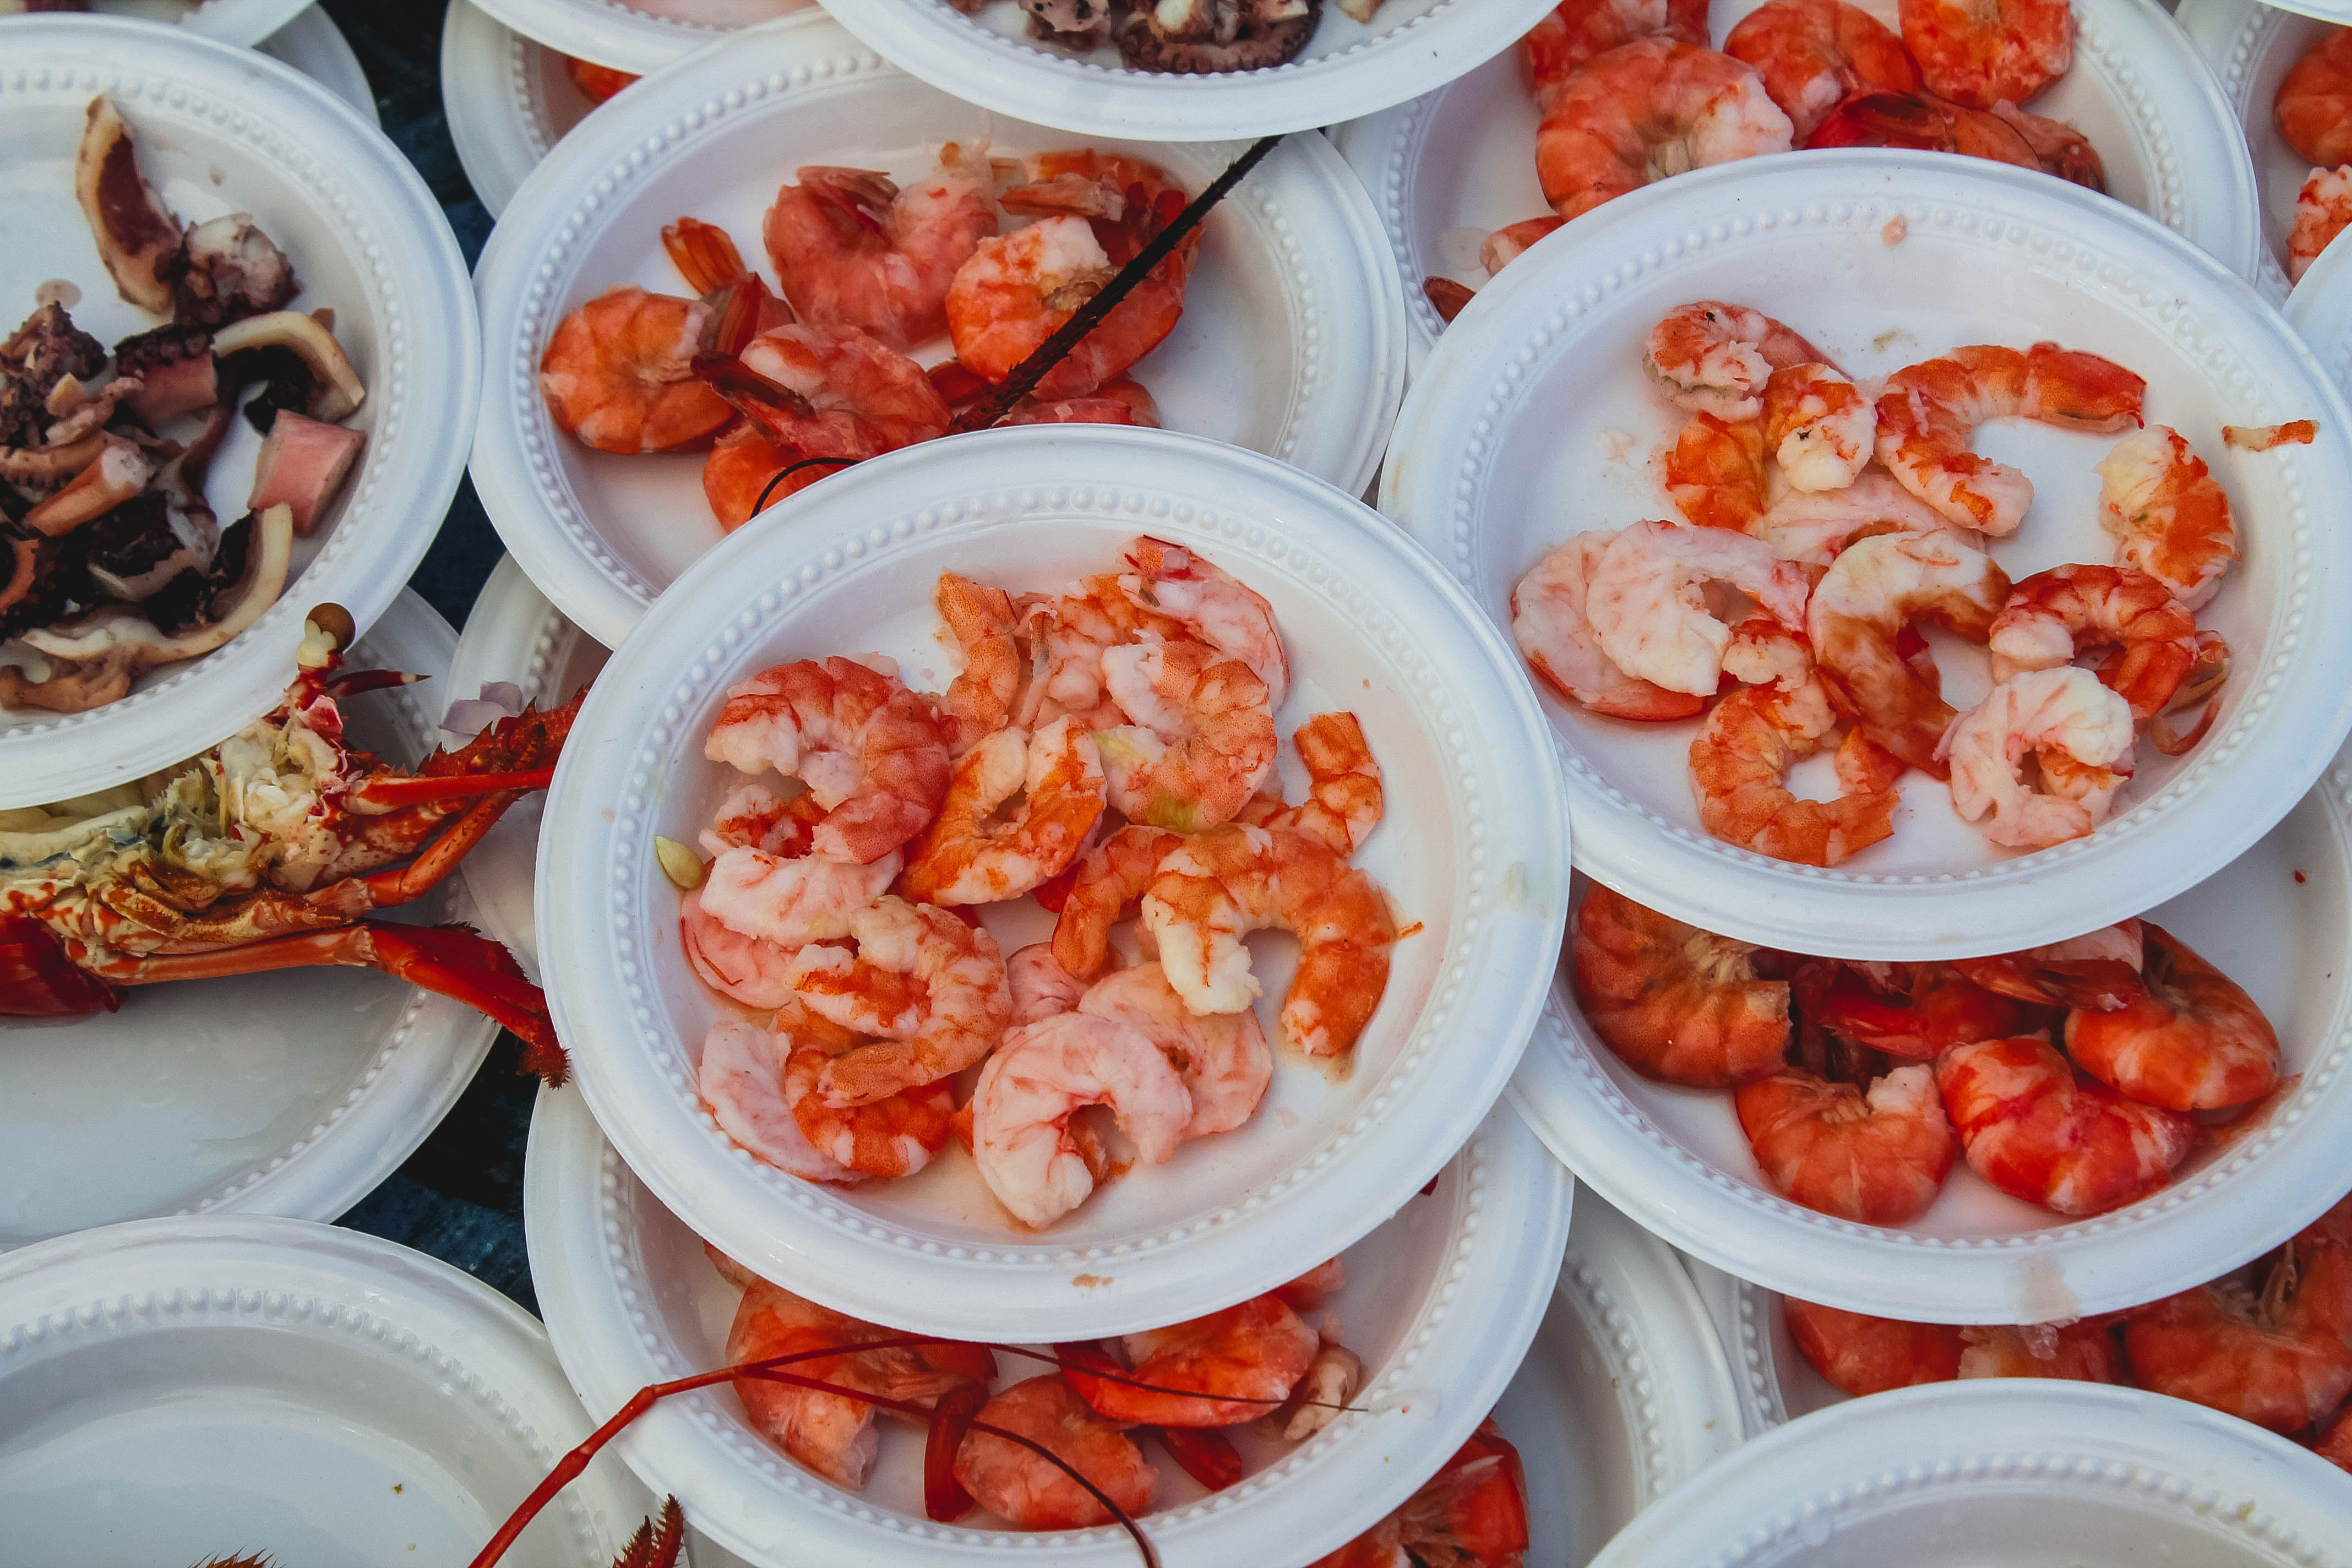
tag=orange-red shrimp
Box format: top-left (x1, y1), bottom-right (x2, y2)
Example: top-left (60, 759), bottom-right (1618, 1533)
top-left (761, 148), bottom-right (996, 351)
top-left (1079, 962), bottom-right (1273, 1138)
top-left (2277, 30), bottom-right (2352, 166)
top-left (901, 718), bottom-right (1106, 905)
top-left (970, 1011), bottom-right (1191, 1228)
top-left (2289, 166), bottom-right (2352, 284)
top-left (1663, 411), bottom-right (1768, 532)
top-left (1948, 921), bottom-right (2146, 1011)
top-left (1784, 1298), bottom-right (1966, 1393)
top-left (1480, 215), bottom-right (1565, 276)
top-left (1725, 0), bottom-right (1923, 140)
top-left (1876, 342), bottom-right (2146, 537)
top-left (1988, 100), bottom-right (2106, 190)
top-left (540, 285), bottom-right (735, 454)
top-left (1795, 960), bottom-right (2044, 1061)
top-left (1537, 40), bottom-right (1796, 224)
top-left (2123, 1208), bottom-right (2352, 1434)
top-left (1661, 366), bottom-right (1872, 531)
top-left (2064, 923), bottom-right (2278, 1112)
top-left (1142, 822), bottom-right (1396, 1059)
top-left (1511, 532), bottom-right (1710, 721)
top-left (561, 53), bottom-right (638, 105)
top-left (1585, 519), bottom-right (1813, 696)
top-left (1118, 536), bottom-right (1290, 709)
top-left (1959, 1322), bottom-right (2127, 1382)
top-left (1939, 666), bottom-right (2137, 851)
top-left (1935, 1035), bottom-right (2193, 1215)
top-left (2095, 426), bottom-right (2238, 611)
top-left (1988, 565), bottom-right (2198, 723)
top-left (700, 780), bottom-right (827, 859)
top-left (2322, 1401), bottom-right (2352, 1472)
top-left (787, 895), bottom-right (1012, 1106)
top-left (1690, 674), bottom-right (1898, 867)
top-left (934, 570), bottom-right (1020, 757)
top-left (1644, 302), bottom-right (1836, 422)
top-left (1570, 883), bottom-right (1791, 1087)
top-left (1237, 711), bottom-right (1383, 856)
top-left (700, 1003), bottom-right (957, 1180)
top-left (1803, 88), bottom-right (2043, 171)
top-left (717, 322), bottom-right (951, 459)
top-left (1066, 1294), bottom-right (1320, 1426)
top-left (1094, 643), bottom-right (1277, 832)
top-left (1273, 1258), bottom-right (1348, 1314)
top-left (954, 1376), bottom-right (1157, 1528)
top-left (1736, 1043), bottom-right (1957, 1223)
top-left (1807, 530), bottom-right (2011, 774)
top-left (701, 425), bottom-right (818, 532)
top-left (700, 1020), bottom-right (863, 1183)
top-left (1523, 0), bottom-right (1709, 108)
top-left (948, 152), bottom-right (1199, 400)
top-left (1000, 375), bottom-right (1164, 427)
top-left (1052, 823), bottom-right (1183, 978)
top-left (682, 887), bottom-right (802, 1009)
top-left (1898, 0), bottom-right (2071, 110)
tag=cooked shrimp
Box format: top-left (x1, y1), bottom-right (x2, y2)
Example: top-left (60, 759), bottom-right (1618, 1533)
top-left (1095, 643), bottom-right (1277, 832)
top-left (1803, 88), bottom-right (2042, 169)
top-left (1783, 1298), bottom-right (1965, 1394)
top-left (1237, 711), bottom-right (1382, 856)
top-left (1537, 41), bottom-right (1796, 224)
top-left (949, 154), bottom-right (1198, 400)
top-left (701, 780), bottom-right (826, 859)
top-left (1690, 674), bottom-right (1899, 867)
top-left (1748, 471), bottom-right (1956, 567)
top-left (711, 323), bottom-right (950, 462)
top-left (1068, 1294), bottom-right (1320, 1427)
top-left (695, 845), bottom-right (901, 953)
top-left (780, 1028), bottom-right (957, 1180)
top-left (1935, 1035), bottom-right (2193, 1215)
top-left (540, 285), bottom-right (734, 454)
top-left (1736, 1057), bottom-right (1957, 1223)
top-left (1939, 666), bottom-right (2136, 850)
top-left (2290, 166), bottom-right (2352, 284)
top-left (563, 53), bottom-right (638, 104)
top-left (1898, 0), bottom-right (2071, 110)
top-left (2064, 923), bottom-right (2279, 1112)
top-left (902, 718), bottom-right (1106, 905)
top-left (1079, 962), bottom-right (1273, 1137)
top-left (1523, 0), bottom-right (1709, 107)
top-left (1570, 883), bottom-right (1790, 1087)
top-left (1480, 216), bottom-right (1564, 276)
top-left (953, 1375), bottom-right (1157, 1529)
top-left (1876, 341), bottom-right (2146, 536)
top-left (1948, 921), bottom-right (2146, 1011)
top-left (704, 656), bottom-right (952, 864)
top-left (729, 1277), bottom-right (992, 1489)
top-left (2279, 31), bottom-right (2352, 166)
top-left (2124, 1213), bottom-right (2352, 1434)
top-left (1008, 941), bottom-right (1091, 1026)
top-left (1961, 1322), bottom-right (2127, 1382)
top-left (1807, 530), bottom-right (2010, 772)
top-left (1118, 536), bottom-right (1291, 708)
top-left (761, 148), bottom-right (996, 351)
top-left (701, 424), bottom-right (818, 532)
top-left (1988, 100), bottom-right (2106, 191)
top-left (1585, 519), bottom-right (1813, 696)
top-left (1724, 0), bottom-right (1923, 140)
top-left (1052, 823), bottom-right (1184, 979)
top-left (1644, 301), bottom-right (1834, 422)
top-left (1794, 959), bottom-right (2043, 1061)
top-left (1663, 412), bottom-right (1768, 533)
top-left (1257, 1337), bottom-right (1365, 1442)
top-left (1987, 565), bottom-right (2198, 723)
top-left (1511, 531), bottom-right (1710, 721)
top-left (1000, 375), bottom-right (1164, 427)
top-left (1142, 822), bottom-right (1397, 1058)
top-left (2093, 426), bottom-right (2237, 612)
top-left (682, 885), bottom-right (801, 1009)
top-left (699, 1020), bottom-right (862, 1184)
top-left (1765, 363), bottom-right (1876, 491)
top-left (1390, 1422), bottom-right (1531, 1568)
top-left (787, 896), bottom-right (1012, 1106)
top-left (935, 571), bottom-right (1020, 756)
top-left (970, 1011), bottom-right (1192, 1228)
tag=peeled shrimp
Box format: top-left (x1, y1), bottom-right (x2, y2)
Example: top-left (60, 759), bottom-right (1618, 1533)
top-left (1987, 565), bottom-right (2198, 723)
top-left (1143, 822), bottom-right (1397, 1059)
top-left (1643, 302), bottom-right (1834, 422)
top-left (699, 1020), bottom-right (863, 1184)
top-left (1008, 941), bottom-right (1091, 1026)
top-left (1052, 823), bottom-right (1184, 979)
top-left (704, 656), bottom-right (952, 864)
top-left (695, 845), bottom-right (901, 953)
top-left (1736, 1060), bottom-right (1957, 1223)
top-left (2064, 923), bottom-right (2279, 1112)
top-left (1808, 530), bottom-right (2011, 774)
top-left (787, 895), bottom-right (1012, 1105)
top-left (1898, 0), bottom-right (2072, 110)
top-left (1067, 1294), bottom-right (1319, 1427)
top-left (701, 1003), bottom-right (957, 1180)
top-left (540, 285), bottom-right (734, 454)
top-left (1511, 531), bottom-right (1709, 721)
top-left (1570, 884), bottom-right (1790, 1087)
top-left (934, 570), bottom-right (1020, 756)
top-left (953, 1375), bottom-right (1157, 1529)
top-left (901, 718), bottom-right (1106, 905)
top-left (1234, 711), bottom-right (1383, 856)
top-left (970, 1011), bottom-right (1192, 1228)
top-left (1876, 341), bottom-right (2146, 536)
top-left (1000, 375), bottom-right (1164, 427)
top-left (1663, 412), bottom-right (1770, 533)
top-left (1118, 536), bottom-right (1291, 709)
top-left (761, 149), bottom-right (995, 351)
top-left (682, 885), bottom-right (803, 1009)
top-left (1939, 666), bottom-right (2136, 851)
top-left (1480, 215), bottom-right (1565, 276)
top-left (1659, 364), bottom-right (1872, 532)
top-left (1537, 40), bottom-right (1795, 224)
top-left (1745, 471), bottom-right (1952, 568)
top-left (2277, 30), bottom-right (2352, 166)
top-left (1095, 642), bottom-right (1277, 832)
top-left (700, 779), bottom-right (822, 859)
top-left (1948, 921), bottom-right (2146, 1010)
top-left (2290, 165), bottom-right (2352, 284)
top-left (1935, 1035), bottom-right (2193, 1215)
top-left (1079, 962), bottom-right (1273, 1138)
top-left (1523, 0), bottom-right (1708, 108)
top-left (1585, 519), bottom-right (1812, 696)
top-left (780, 1020), bottom-right (959, 1179)
top-left (2095, 426), bottom-right (2238, 611)
top-left (1724, 0), bottom-right (1922, 140)
top-left (1691, 674), bottom-right (1898, 868)
top-left (1783, 1298), bottom-right (1964, 1394)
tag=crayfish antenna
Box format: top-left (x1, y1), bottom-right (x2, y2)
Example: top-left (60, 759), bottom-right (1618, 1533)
top-left (612, 1498), bottom-right (686, 1568)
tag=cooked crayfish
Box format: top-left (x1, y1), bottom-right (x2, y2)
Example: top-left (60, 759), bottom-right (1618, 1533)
top-left (1, 607), bottom-right (579, 1083)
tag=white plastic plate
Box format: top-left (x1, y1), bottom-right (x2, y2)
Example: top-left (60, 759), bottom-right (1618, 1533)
top-left (817, 0), bottom-right (1556, 143)
top-left (0, 17), bottom-right (481, 807)
top-left (1512, 737), bottom-right (2352, 1324)
top-left (1382, 149), bottom-right (2352, 960)
top-left (535, 423), bottom-right (1570, 1340)
top-left (471, 12), bottom-right (1407, 647)
top-left (467, 0), bottom-right (811, 74)
top-left (1682, 1256), bottom-right (1793, 1436)
top-left (1336, 0), bottom-right (2261, 370)
top-left (0, 1216), bottom-right (655, 1565)
top-left (0, 592), bottom-right (503, 1251)
top-left (442, 0), bottom-right (606, 217)
top-left (19, 0), bottom-right (317, 47)
top-left (2288, 228), bottom-right (2352, 398)
top-left (257, 4), bottom-right (380, 124)
top-left (525, 1087), bottom-right (1571, 1567)
top-left (2180, 0), bottom-right (2344, 301)
top-left (1587, 1380), bottom-right (2352, 1568)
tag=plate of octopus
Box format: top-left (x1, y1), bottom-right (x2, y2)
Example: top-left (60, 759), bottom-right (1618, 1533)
top-left (0, 16), bottom-right (480, 805)
top-left (468, 10), bottom-right (1407, 649)
top-left (813, 0), bottom-right (1557, 144)
top-left (533, 423), bottom-right (1571, 1342)
top-left (1335, 0), bottom-right (2260, 364)
top-left (1384, 148), bottom-right (2352, 959)
top-left (522, 1084), bottom-right (1571, 1567)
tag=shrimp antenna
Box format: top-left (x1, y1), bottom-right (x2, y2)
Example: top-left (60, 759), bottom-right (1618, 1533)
top-left (752, 454), bottom-right (859, 516)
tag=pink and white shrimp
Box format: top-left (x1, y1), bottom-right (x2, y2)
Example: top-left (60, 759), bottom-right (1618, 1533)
top-left (1643, 301), bottom-right (1835, 421)
top-left (2095, 426), bottom-right (2238, 611)
top-left (2290, 166), bottom-right (2352, 284)
top-left (1512, 531), bottom-right (1711, 721)
top-left (785, 895), bottom-right (1012, 1105)
top-left (1807, 529), bottom-right (2011, 774)
top-left (1117, 536), bottom-right (1290, 709)
top-left (971, 1011), bottom-right (1193, 1228)
top-left (1584, 519), bottom-right (1814, 697)
top-left (1078, 962), bottom-right (1273, 1139)
top-left (760, 146), bottom-right (997, 351)
top-left (1939, 666), bottom-right (2137, 850)
top-left (900, 718), bottom-right (1106, 905)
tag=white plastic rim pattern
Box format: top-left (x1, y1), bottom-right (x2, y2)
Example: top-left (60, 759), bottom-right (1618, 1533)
top-left (1681, 1257), bottom-right (1792, 1438)
top-left (441, 0), bottom-right (584, 217)
top-left (816, 0), bottom-right (1557, 143)
top-left (0, 17), bottom-right (481, 806)
top-left (469, 11), bottom-right (1409, 648)
top-left (2288, 232), bottom-right (2352, 396)
top-left (256, 6), bottom-right (380, 126)
top-left (534, 423), bottom-right (1571, 1341)
top-left (1585, 1381), bottom-right (2352, 1568)
top-left (466, 0), bottom-right (814, 74)
top-left (1334, 0), bottom-right (2264, 368)
top-left (1381, 149), bottom-right (2352, 961)
top-left (523, 1087), bottom-right (1572, 1567)
top-left (128, 0), bottom-right (313, 46)
top-left (2179, 0), bottom-right (2343, 301)
top-left (0, 1216), bottom-right (654, 1564)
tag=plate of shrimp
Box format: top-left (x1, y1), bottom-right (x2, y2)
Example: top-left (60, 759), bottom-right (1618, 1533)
top-left (1383, 149), bottom-right (2352, 959)
top-left (469, 11), bottom-right (1407, 650)
top-left (1333, 0), bottom-right (2259, 366)
top-left (533, 423), bottom-right (1569, 1341)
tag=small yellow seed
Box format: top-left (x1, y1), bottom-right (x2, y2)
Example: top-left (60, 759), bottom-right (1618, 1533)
top-left (655, 836), bottom-right (705, 890)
